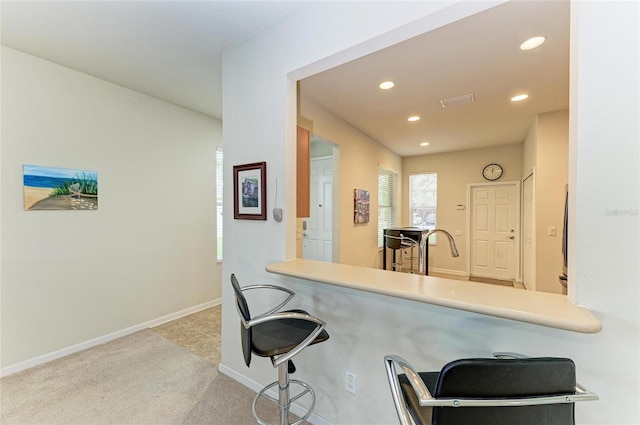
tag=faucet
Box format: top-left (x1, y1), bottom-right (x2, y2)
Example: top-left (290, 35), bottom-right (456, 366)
top-left (418, 229), bottom-right (459, 275)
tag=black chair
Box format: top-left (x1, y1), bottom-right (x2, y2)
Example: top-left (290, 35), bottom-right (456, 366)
top-left (385, 231), bottom-right (419, 273)
top-left (231, 274), bottom-right (329, 425)
top-left (384, 352), bottom-right (598, 425)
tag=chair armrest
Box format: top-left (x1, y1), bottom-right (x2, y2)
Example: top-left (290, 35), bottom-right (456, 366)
top-left (386, 354), bottom-right (598, 410)
top-left (416, 389), bottom-right (598, 408)
top-left (249, 311), bottom-right (327, 367)
top-left (240, 284), bottom-right (295, 318)
top-left (384, 355), bottom-right (434, 425)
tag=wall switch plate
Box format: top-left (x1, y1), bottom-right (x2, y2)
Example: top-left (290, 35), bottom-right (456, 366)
top-left (548, 226), bottom-right (557, 236)
top-left (345, 371), bottom-right (357, 394)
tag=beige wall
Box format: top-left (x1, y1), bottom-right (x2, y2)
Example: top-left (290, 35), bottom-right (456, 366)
top-left (1, 47), bottom-right (222, 371)
top-left (403, 144), bottom-right (524, 274)
top-left (299, 96), bottom-right (402, 268)
top-left (526, 110), bottom-right (569, 294)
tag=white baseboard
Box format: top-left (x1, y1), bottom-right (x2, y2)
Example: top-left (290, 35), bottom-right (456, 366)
top-left (1, 298), bottom-right (221, 378)
top-left (218, 362), bottom-right (334, 425)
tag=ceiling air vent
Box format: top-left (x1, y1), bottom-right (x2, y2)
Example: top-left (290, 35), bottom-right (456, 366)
top-left (440, 93), bottom-right (475, 108)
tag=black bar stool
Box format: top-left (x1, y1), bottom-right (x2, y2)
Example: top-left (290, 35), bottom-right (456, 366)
top-left (384, 352), bottom-right (598, 425)
top-left (231, 274), bottom-right (329, 425)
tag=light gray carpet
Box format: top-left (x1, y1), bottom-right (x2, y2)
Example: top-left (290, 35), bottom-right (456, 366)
top-left (1, 330), bottom-right (289, 425)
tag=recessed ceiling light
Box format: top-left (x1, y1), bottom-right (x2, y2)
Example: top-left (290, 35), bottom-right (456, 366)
top-left (520, 36), bottom-right (546, 50)
top-left (420, 142), bottom-right (430, 147)
top-left (408, 116), bottom-right (420, 122)
top-left (511, 94), bottom-right (529, 102)
top-left (379, 81), bottom-right (395, 90)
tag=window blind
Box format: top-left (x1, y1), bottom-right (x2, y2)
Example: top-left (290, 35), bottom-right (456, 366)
top-left (216, 148), bottom-right (223, 262)
top-left (378, 168), bottom-right (398, 248)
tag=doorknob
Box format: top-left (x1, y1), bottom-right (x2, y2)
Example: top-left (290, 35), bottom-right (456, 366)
top-left (508, 236), bottom-right (515, 240)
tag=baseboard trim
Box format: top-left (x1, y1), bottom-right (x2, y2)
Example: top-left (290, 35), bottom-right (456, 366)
top-left (1, 298), bottom-right (221, 378)
top-left (218, 362), bottom-right (334, 425)
top-left (428, 267), bottom-right (468, 277)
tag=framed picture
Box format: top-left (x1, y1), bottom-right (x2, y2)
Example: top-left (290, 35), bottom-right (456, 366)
top-left (354, 188), bottom-right (370, 223)
top-left (233, 161), bottom-right (267, 220)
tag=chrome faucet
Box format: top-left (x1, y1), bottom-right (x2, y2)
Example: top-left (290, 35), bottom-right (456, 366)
top-left (418, 229), bottom-right (459, 275)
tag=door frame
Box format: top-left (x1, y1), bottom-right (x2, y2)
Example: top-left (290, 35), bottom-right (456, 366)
top-left (522, 171), bottom-right (536, 290)
top-left (466, 180), bottom-right (521, 282)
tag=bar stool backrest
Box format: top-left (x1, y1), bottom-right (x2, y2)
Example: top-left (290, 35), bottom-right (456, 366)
top-left (385, 230), bottom-right (403, 250)
top-left (432, 358), bottom-right (576, 425)
top-left (230, 273), bottom-right (253, 367)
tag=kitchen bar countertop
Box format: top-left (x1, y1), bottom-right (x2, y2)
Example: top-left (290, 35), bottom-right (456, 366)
top-left (266, 259), bottom-right (602, 334)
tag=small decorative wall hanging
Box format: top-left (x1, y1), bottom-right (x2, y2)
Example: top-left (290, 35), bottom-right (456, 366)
top-left (354, 188), bottom-right (370, 223)
top-left (233, 161), bottom-right (267, 220)
top-left (23, 164), bottom-right (98, 211)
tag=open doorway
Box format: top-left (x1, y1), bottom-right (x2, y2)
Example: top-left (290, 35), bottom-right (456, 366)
top-left (299, 135), bottom-right (340, 262)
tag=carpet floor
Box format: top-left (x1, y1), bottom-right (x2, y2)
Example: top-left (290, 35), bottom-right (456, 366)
top-left (0, 329), bottom-right (289, 425)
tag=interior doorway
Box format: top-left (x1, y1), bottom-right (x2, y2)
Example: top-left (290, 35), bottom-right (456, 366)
top-left (301, 136), bottom-right (339, 262)
top-left (468, 181), bottom-right (521, 282)
top-left (303, 156), bottom-right (333, 261)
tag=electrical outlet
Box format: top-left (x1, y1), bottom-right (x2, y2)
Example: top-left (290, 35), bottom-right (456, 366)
top-left (345, 371), bottom-right (357, 394)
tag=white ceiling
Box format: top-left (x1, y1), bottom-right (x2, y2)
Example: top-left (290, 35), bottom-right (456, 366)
top-left (1, 1), bottom-right (309, 120)
top-left (1, 1), bottom-right (569, 158)
top-left (300, 1), bottom-right (570, 157)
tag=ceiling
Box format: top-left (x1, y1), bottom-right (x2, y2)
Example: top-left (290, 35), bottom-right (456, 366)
top-left (0, 1), bottom-right (309, 120)
top-left (1, 1), bottom-right (569, 158)
top-left (300, 0), bottom-right (569, 157)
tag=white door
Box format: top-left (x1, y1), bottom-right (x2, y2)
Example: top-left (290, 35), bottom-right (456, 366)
top-left (469, 182), bottom-right (520, 280)
top-left (303, 157), bottom-right (333, 262)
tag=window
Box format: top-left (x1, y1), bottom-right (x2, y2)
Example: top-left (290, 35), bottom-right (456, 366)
top-left (409, 172), bottom-right (437, 236)
top-left (378, 168), bottom-right (398, 248)
top-left (216, 148), bottom-right (223, 262)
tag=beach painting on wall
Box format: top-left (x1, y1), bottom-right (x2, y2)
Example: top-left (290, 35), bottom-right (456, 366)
top-left (23, 164), bottom-right (98, 210)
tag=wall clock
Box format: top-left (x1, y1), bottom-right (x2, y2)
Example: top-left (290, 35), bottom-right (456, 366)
top-left (482, 163), bottom-right (503, 181)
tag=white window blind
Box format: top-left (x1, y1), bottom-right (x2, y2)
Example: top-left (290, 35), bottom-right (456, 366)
top-left (409, 172), bottom-right (437, 240)
top-left (378, 168), bottom-right (398, 248)
top-left (216, 148), bottom-right (223, 262)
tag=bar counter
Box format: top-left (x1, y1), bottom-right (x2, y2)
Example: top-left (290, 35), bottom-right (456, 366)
top-left (266, 259), bottom-right (602, 334)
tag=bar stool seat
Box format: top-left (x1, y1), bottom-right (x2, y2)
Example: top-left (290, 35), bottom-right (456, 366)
top-left (231, 274), bottom-right (329, 425)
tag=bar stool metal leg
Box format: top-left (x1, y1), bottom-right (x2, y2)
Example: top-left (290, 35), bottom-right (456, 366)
top-left (252, 361), bottom-right (316, 425)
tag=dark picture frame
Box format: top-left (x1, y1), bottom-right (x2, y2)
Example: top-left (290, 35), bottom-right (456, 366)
top-left (233, 161), bottom-right (267, 220)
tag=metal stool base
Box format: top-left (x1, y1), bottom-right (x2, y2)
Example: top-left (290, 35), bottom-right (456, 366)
top-left (252, 379), bottom-right (316, 425)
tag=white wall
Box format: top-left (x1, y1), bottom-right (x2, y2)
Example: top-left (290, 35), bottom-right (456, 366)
top-left (222, 2), bottom-right (638, 424)
top-left (0, 47), bottom-right (222, 371)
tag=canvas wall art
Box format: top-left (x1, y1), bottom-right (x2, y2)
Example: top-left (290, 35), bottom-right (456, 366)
top-left (354, 188), bottom-right (370, 223)
top-left (23, 164), bottom-right (98, 210)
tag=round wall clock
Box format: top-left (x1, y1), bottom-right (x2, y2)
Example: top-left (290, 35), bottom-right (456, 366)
top-left (482, 163), bottom-right (503, 181)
